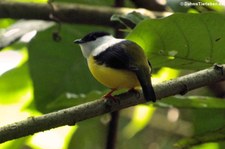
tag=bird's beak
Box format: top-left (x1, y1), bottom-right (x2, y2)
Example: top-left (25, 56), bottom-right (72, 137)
top-left (74, 39), bottom-right (84, 44)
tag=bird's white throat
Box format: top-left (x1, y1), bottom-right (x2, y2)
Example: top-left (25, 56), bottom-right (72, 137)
top-left (79, 35), bottom-right (124, 58)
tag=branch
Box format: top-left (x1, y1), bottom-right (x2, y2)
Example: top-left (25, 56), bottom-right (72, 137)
top-left (0, 1), bottom-right (171, 27)
top-left (130, 0), bottom-right (167, 11)
top-left (0, 65), bottom-right (224, 143)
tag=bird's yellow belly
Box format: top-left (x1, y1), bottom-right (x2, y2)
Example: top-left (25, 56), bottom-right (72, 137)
top-left (88, 56), bottom-right (140, 89)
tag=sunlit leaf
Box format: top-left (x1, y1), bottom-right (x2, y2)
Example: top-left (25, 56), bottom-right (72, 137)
top-left (0, 63), bottom-right (32, 104)
top-left (0, 19), bottom-right (15, 28)
top-left (123, 105), bottom-right (155, 139)
top-left (199, 0), bottom-right (225, 12)
top-left (127, 13), bottom-right (225, 70)
top-left (152, 67), bottom-right (180, 83)
top-left (0, 137), bottom-right (29, 149)
top-left (191, 143), bottom-right (219, 149)
top-left (12, 0), bottom-right (48, 3)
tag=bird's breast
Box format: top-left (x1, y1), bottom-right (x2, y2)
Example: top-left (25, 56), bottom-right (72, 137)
top-left (87, 56), bottom-right (140, 89)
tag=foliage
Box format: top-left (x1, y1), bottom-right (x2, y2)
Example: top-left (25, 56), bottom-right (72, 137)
top-left (0, 0), bottom-right (225, 149)
top-left (28, 25), bottom-right (107, 112)
top-left (127, 13), bottom-right (225, 69)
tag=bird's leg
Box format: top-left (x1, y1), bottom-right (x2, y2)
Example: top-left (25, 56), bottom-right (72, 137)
top-left (104, 89), bottom-right (121, 105)
top-left (104, 88), bottom-right (117, 99)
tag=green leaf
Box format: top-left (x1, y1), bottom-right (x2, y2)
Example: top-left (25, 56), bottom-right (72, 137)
top-left (0, 19), bottom-right (15, 28)
top-left (199, 0), bottom-right (225, 12)
top-left (46, 90), bottom-right (104, 111)
top-left (28, 24), bottom-right (109, 113)
top-left (127, 13), bottom-right (225, 70)
top-left (155, 96), bottom-right (225, 109)
top-left (175, 127), bottom-right (225, 149)
top-left (0, 137), bottom-right (30, 149)
top-left (68, 117), bottom-right (107, 149)
top-left (111, 11), bottom-right (148, 30)
top-left (0, 63), bottom-right (32, 104)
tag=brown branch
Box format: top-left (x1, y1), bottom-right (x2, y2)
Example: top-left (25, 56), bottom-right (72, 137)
top-left (130, 0), bottom-right (167, 11)
top-left (0, 64), bottom-right (224, 143)
top-left (0, 1), bottom-right (171, 27)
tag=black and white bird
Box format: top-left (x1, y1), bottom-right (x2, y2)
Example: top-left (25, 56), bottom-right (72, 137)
top-left (74, 32), bottom-right (156, 102)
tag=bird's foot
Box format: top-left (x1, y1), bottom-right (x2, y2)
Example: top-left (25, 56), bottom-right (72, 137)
top-left (103, 89), bottom-right (120, 104)
top-left (103, 89), bottom-right (116, 99)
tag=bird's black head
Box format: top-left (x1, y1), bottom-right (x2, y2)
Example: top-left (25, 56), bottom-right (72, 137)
top-left (74, 31), bottom-right (110, 44)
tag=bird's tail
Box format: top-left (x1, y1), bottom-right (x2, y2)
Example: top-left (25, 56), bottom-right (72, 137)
top-left (135, 69), bottom-right (156, 102)
top-left (141, 79), bottom-right (156, 102)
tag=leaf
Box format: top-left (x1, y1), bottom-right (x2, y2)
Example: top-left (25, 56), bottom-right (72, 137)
top-left (111, 11), bottom-right (148, 30)
top-left (127, 13), bottom-right (225, 70)
top-left (28, 24), bottom-right (109, 113)
top-left (0, 18), bottom-right (15, 28)
top-left (68, 117), bottom-right (107, 149)
top-left (0, 137), bottom-right (29, 149)
top-left (0, 20), bottom-right (54, 49)
top-left (155, 95), bottom-right (225, 109)
top-left (46, 90), bottom-right (104, 111)
top-left (175, 127), bottom-right (225, 149)
top-left (0, 63), bottom-right (32, 104)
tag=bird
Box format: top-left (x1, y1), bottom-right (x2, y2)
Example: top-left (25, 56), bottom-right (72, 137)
top-left (74, 31), bottom-right (156, 102)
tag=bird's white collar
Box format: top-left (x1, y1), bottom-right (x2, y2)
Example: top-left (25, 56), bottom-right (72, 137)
top-left (79, 35), bottom-right (125, 58)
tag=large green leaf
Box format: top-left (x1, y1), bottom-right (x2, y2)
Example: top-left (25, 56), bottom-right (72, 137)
top-left (28, 24), bottom-right (110, 113)
top-left (127, 13), bottom-right (225, 70)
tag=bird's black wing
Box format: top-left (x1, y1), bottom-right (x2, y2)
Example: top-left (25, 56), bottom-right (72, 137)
top-left (94, 41), bottom-right (130, 69)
